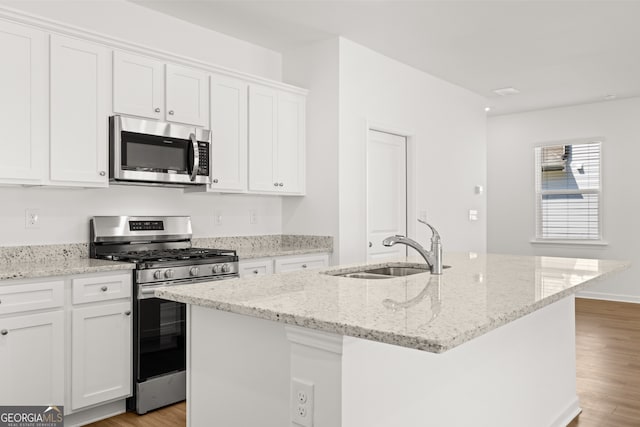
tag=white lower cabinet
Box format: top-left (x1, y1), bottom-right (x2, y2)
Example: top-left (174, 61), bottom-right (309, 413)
top-left (71, 301), bottom-right (132, 410)
top-left (0, 310), bottom-right (64, 405)
top-left (0, 271), bottom-right (133, 421)
top-left (239, 253), bottom-right (330, 278)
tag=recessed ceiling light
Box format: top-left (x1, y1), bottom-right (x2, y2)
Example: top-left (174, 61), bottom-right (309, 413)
top-left (604, 94), bottom-right (616, 100)
top-left (492, 87), bottom-right (520, 96)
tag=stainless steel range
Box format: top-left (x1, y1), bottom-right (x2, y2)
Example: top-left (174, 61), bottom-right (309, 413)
top-left (90, 216), bottom-right (238, 414)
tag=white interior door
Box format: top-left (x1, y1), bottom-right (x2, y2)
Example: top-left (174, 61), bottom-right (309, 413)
top-left (367, 130), bottom-right (407, 260)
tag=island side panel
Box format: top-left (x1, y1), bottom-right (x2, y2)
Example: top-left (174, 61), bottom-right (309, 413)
top-left (342, 295), bottom-right (579, 427)
top-left (187, 305), bottom-right (291, 427)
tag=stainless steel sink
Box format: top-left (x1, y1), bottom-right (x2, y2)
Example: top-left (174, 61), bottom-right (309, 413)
top-left (326, 263), bottom-right (451, 279)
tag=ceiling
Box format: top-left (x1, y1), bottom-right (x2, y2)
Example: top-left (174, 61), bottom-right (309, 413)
top-left (131, 1), bottom-right (640, 115)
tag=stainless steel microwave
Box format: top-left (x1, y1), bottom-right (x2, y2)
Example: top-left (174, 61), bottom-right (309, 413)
top-left (109, 115), bottom-right (211, 186)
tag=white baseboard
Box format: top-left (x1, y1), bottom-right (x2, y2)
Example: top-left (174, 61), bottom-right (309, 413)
top-left (577, 291), bottom-right (640, 304)
top-left (551, 397), bottom-right (581, 427)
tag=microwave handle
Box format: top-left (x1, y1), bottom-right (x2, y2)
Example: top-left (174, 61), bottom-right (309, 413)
top-left (189, 133), bottom-right (199, 182)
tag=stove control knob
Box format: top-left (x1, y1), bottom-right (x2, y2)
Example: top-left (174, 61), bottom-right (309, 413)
top-left (164, 269), bottom-right (174, 279)
top-left (212, 264), bottom-right (221, 274)
top-left (190, 267), bottom-right (199, 276)
top-left (153, 270), bottom-right (163, 280)
top-left (222, 263), bottom-right (230, 273)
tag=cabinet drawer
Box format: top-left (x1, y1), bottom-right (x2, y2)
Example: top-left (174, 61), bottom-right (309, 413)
top-left (0, 280), bottom-right (64, 315)
top-left (72, 273), bottom-right (132, 304)
top-left (274, 254), bottom-right (329, 273)
top-left (239, 259), bottom-right (274, 278)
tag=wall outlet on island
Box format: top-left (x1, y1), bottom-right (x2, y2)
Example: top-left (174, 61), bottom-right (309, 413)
top-left (249, 209), bottom-right (258, 224)
top-left (214, 210), bottom-right (223, 226)
top-left (25, 209), bottom-right (40, 229)
top-left (291, 378), bottom-right (314, 427)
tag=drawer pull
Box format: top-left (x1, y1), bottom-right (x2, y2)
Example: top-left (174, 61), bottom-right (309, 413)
top-left (124, 310), bottom-right (131, 316)
top-left (101, 286), bottom-right (108, 292)
top-left (302, 264), bottom-right (308, 268)
top-left (1, 329), bottom-right (7, 336)
top-left (253, 270), bottom-right (259, 274)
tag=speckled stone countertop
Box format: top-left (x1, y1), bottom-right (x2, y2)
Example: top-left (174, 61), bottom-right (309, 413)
top-left (192, 235), bottom-right (333, 259)
top-left (0, 243), bottom-right (134, 281)
top-left (156, 252), bottom-right (629, 353)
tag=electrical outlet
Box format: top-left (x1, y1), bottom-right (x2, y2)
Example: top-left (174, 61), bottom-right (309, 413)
top-left (214, 210), bottom-right (223, 226)
top-left (249, 209), bottom-right (258, 224)
top-left (291, 378), bottom-right (314, 427)
top-left (469, 209), bottom-right (478, 221)
top-left (25, 209), bottom-right (40, 229)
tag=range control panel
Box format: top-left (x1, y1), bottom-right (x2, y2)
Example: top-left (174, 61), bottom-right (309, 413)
top-left (129, 220), bottom-right (165, 231)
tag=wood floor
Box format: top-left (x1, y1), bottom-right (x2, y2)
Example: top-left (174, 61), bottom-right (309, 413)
top-left (87, 298), bottom-right (640, 427)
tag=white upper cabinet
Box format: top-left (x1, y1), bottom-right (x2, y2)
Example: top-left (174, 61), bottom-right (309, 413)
top-left (113, 53), bottom-right (209, 127)
top-left (0, 21), bottom-right (47, 184)
top-left (113, 51), bottom-right (164, 120)
top-left (248, 85), bottom-right (278, 192)
top-left (276, 91), bottom-right (305, 194)
top-left (248, 85), bottom-right (305, 195)
top-left (209, 74), bottom-right (248, 192)
top-left (166, 64), bottom-right (209, 127)
top-left (50, 35), bottom-right (110, 187)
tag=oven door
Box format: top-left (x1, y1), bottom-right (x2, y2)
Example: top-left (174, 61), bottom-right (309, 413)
top-left (110, 115), bottom-right (210, 185)
top-left (136, 296), bottom-right (186, 382)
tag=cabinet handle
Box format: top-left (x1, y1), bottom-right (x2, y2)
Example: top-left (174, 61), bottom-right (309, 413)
top-left (168, 110), bottom-right (175, 115)
top-left (279, 183), bottom-right (284, 187)
top-left (124, 310), bottom-right (131, 316)
top-left (302, 264), bottom-right (308, 268)
top-left (253, 270), bottom-right (259, 274)
top-left (369, 242), bottom-right (373, 248)
top-left (273, 182), bottom-right (279, 187)
top-left (99, 171), bottom-right (106, 176)
top-left (213, 178), bottom-right (219, 184)
top-left (101, 286), bottom-right (108, 292)
top-left (1, 329), bottom-right (7, 336)
top-left (0, 299), bottom-right (2, 304)
top-left (154, 107), bottom-right (161, 113)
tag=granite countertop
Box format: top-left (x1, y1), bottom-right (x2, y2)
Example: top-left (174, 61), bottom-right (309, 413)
top-left (155, 252), bottom-right (629, 353)
top-left (0, 258), bottom-right (134, 281)
top-left (193, 235), bottom-right (333, 260)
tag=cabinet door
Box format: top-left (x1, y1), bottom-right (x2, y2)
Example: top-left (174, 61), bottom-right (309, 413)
top-left (0, 21), bottom-right (47, 184)
top-left (248, 85), bottom-right (278, 192)
top-left (50, 35), bottom-right (110, 186)
top-left (113, 51), bottom-right (164, 120)
top-left (0, 311), bottom-right (64, 405)
top-left (276, 92), bottom-right (305, 194)
top-left (71, 302), bottom-right (132, 410)
top-left (165, 64), bottom-right (208, 127)
top-left (209, 75), bottom-right (248, 192)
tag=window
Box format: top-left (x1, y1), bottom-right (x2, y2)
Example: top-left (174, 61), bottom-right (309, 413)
top-left (534, 140), bottom-right (601, 241)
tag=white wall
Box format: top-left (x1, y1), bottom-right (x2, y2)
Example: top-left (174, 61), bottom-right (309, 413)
top-left (0, 0), bottom-right (282, 80)
top-left (488, 97), bottom-right (640, 301)
top-left (0, 1), bottom-right (285, 246)
top-left (0, 186), bottom-right (282, 245)
top-left (338, 39), bottom-right (487, 264)
top-left (281, 38), bottom-right (340, 256)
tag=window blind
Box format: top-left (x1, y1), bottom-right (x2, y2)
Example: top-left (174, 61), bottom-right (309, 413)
top-left (535, 141), bottom-right (601, 240)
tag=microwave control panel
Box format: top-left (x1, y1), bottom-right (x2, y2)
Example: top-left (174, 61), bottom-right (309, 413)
top-left (198, 142), bottom-right (209, 176)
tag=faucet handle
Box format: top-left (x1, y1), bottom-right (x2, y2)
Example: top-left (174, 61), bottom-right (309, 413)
top-left (417, 219), bottom-right (441, 242)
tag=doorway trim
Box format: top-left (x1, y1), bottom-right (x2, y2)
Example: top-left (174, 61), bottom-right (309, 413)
top-left (365, 120), bottom-right (417, 257)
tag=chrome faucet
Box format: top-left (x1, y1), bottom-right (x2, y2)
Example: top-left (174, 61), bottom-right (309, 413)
top-left (382, 219), bottom-right (443, 274)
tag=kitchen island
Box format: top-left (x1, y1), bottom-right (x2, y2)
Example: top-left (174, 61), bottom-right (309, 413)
top-left (156, 253), bottom-right (628, 427)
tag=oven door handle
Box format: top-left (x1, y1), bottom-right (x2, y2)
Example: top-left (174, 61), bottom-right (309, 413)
top-left (189, 132), bottom-right (199, 182)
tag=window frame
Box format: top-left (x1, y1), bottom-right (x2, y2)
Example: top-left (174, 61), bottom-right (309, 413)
top-left (533, 138), bottom-right (604, 244)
